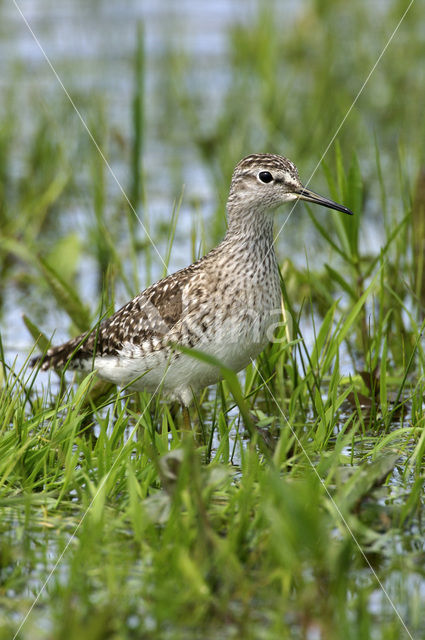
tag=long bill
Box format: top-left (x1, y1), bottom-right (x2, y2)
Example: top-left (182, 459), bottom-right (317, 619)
top-left (294, 186), bottom-right (354, 216)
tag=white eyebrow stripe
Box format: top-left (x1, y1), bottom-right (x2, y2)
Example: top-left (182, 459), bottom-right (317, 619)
top-left (283, 171), bottom-right (297, 183)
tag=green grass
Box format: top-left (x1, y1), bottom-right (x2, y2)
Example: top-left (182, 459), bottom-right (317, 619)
top-left (1, 1), bottom-right (425, 638)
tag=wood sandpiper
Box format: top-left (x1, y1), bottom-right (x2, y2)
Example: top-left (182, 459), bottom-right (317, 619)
top-left (32, 153), bottom-right (353, 406)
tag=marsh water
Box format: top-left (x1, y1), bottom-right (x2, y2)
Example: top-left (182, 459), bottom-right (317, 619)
top-left (1, 2), bottom-right (424, 638)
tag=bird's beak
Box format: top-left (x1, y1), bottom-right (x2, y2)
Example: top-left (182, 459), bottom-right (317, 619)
top-left (293, 186), bottom-right (354, 215)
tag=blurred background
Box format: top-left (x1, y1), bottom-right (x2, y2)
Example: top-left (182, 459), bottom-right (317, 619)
top-left (0, 0), bottom-right (424, 359)
top-left (2, 4), bottom-right (425, 637)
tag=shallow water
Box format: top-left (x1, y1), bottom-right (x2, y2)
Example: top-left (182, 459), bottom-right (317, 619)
top-left (1, 3), bottom-right (424, 638)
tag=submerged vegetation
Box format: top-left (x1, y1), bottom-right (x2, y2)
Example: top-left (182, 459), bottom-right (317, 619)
top-left (1, 1), bottom-right (425, 638)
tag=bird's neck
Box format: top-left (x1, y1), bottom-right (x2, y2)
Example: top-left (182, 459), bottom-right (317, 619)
top-left (217, 205), bottom-right (280, 304)
top-left (224, 205), bottom-right (276, 255)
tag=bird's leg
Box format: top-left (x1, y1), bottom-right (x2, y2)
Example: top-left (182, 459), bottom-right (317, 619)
top-left (181, 404), bottom-right (192, 431)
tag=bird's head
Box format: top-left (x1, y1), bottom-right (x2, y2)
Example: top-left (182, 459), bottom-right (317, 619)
top-left (227, 153), bottom-right (354, 218)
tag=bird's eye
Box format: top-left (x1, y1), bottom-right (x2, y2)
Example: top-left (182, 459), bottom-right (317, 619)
top-left (258, 171), bottom-right (273, 183)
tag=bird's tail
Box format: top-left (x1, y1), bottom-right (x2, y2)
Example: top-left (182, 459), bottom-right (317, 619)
top-left (31, 333), bottom-right (91, 372)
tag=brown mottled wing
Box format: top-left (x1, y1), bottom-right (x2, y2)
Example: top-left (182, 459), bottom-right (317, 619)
top-left (32, 266), bottom-right (195, 372)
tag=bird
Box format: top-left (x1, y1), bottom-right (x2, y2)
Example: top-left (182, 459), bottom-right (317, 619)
top-left (32, 153), bottom-right (353, 407)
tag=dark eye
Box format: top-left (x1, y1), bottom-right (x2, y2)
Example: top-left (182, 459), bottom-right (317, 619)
top-left (258, 171), bottom-right (273, 183)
